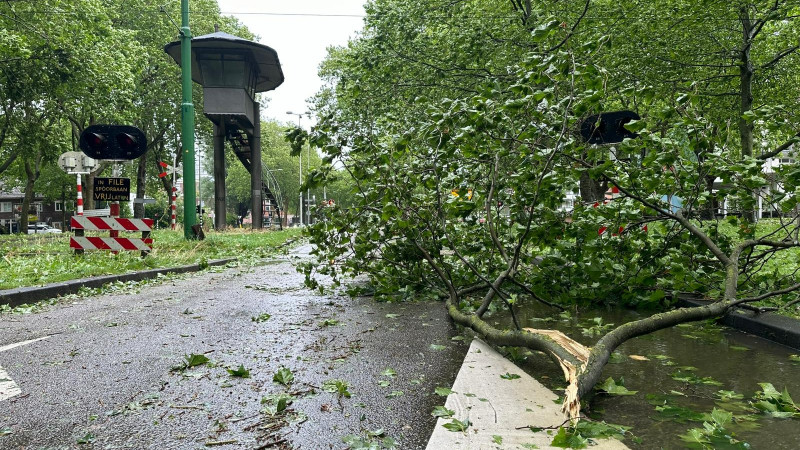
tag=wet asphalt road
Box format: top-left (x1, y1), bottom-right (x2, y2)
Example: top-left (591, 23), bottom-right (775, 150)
top-left (0, 245), bottom-right (469, 449)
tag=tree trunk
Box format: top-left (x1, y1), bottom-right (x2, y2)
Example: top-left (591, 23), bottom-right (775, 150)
top-left (20, 157), bottom-right (41, 233)
top-left (739, 7), bottom-right (756, 222)
top-left (579, 171), bottom-right (607, 203)
top-left (134, 153), bottom-right (147, 218)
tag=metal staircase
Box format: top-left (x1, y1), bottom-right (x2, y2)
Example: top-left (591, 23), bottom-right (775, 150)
top-left (226, 129), bottom-right (284, 228)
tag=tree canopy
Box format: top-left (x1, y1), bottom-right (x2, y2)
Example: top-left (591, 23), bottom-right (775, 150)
top-left (299, 0), bottom-right (800, 423)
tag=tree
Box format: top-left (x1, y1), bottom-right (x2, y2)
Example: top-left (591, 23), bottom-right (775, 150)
top-left (300, 0), bottom-right (800, 423)
top-left (595, 0), bottom-right (800, 219)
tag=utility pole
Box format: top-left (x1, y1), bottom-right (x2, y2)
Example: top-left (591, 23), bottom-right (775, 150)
top-left (180, 0), bottom-right (196, 239)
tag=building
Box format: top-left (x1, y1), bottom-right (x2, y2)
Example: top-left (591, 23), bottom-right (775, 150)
top-left (0, 188), bottom-right (72, 233)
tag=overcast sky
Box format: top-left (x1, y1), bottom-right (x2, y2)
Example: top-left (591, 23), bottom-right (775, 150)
top-left (214, 0), bottom-right (367, 126)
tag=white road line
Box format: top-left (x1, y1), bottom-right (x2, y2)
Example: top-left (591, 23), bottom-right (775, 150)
top-left (0, 336), bottom-right (51, 353)
top-left (0, 335), bottom-right (51, 402)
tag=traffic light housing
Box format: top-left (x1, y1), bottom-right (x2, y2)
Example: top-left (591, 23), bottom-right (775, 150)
top-left (79, 125), bottom-right (148, 160)
top-left (579, 110), bottom-right (640, 145)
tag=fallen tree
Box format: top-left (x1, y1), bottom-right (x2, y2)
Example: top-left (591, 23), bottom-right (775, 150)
top-left (294, 24), bottom-right (800, 422)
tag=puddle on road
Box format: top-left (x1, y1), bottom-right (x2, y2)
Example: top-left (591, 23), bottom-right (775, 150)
top-left (489, 306), bottom-right (800, 449)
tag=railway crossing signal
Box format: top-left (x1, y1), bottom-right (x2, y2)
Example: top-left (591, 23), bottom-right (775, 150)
top-left (79, 125), bottom-right (148, 160)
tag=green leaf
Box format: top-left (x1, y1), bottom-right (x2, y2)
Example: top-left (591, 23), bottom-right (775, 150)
top-left (442, 418), bottom-right (470, 432)
top-left (183, 353), bottom-right (209, 368)
top-left (323, 379), bottom-right (352, 398)
top-left (386, 390), bottom-right (404, 398)
top-left (251, 313), bottom-right (271, 323)
top-left (500, 372), bottom-right (521, 380)
top-left (597, 377), bottom-right (638, 396)
top-left (431, 405), bottom-right (455, 418)
top-left (226, 364), bottom-right (250, 378)
top-left (435, 386), bottom-right (454, 396)
top-left (531, 20), bottom-right (559, 42)
top-left (710, 408), bottom-right (732, 427)
top-left (429, 344), bottom-right (446, 351)
top-left (550, 427), bottom-right (588, 448)
top-left (273, 367), bottom-right (294, 386)
top-left (492, 435), bottom-right (503, 445)
top-left (76, 432), bottom-right (95, 444)
top-left (381, 368), bottom-right (397, 378)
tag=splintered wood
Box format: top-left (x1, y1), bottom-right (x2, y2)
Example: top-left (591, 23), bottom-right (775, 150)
top-left (523, 328), bottom-right (590, 422)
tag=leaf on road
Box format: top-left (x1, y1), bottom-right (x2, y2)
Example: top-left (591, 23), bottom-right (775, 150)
top-left (184, 353), bottom-right (209, 368)
top-left (435, 386), bottom-right (454, 396)
top-left (273, 367), bottom-right (294, 386)
top-left (226, 365), bottom-right (250, 378)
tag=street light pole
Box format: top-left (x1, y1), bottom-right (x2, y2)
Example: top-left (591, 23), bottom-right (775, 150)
top-left (287, 111), bottom-right (307, 226)
top-left (180, 0), bottom-right (196, 239)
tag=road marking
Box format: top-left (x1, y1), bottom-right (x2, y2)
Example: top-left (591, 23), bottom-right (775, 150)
top-left (0, 336), bottom-right (51, 353)
top-left (0, 336), bottom-right (51, 402)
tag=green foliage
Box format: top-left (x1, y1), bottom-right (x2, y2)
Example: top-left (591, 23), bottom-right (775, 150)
top-left (500, 372), bottom-right (522, 380)
top-left (342, 429), bottom-right (398, 449)
top-left (181, 353), bottom-right (209, 369)
top-left (0, 229), bottom-right (300, 291)
top-left (322, 379), bottom-right (352, 399)
top-left (226, 365), bottom-right (250, 378)
top-left (550, 421), bottom-right (632, 448)
top-left (252, 313), bottom-right (271, 323)
top-left (679, 408), bottom-right (751, 450)
top-left (442, 418), bottom-right (470, 433)
top-left (596, 377), bottom-right (638, 396)
top-left (434, 387), bottom-right (454, 397)
top-left (261, 393), bottom-right (293, 416)
top-left (272, 367), bottom-right (294, 386)
top-left (431, 405), bottom-right (455, 418)
top-left (750, 383), bottom-right (799, 418)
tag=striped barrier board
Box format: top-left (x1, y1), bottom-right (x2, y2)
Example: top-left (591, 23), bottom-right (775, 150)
top-left (70, 236), bottom-right (153, 251)
top-left (70, 216), bottom-right (153, 254)
top-left (71, 216), bottom-right (153, 232)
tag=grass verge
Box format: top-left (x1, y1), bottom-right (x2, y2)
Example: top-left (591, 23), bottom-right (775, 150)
top-left (0, 227), bottom-right (302, 290)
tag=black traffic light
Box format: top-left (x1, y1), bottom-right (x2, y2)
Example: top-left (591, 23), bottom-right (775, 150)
top-left (79, 125), bottom-right (148, 160)
top-left (579, 110), bottom-right (640, 145)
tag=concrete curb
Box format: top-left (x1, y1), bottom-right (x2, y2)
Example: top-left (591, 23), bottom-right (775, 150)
top-left (426, 339), bottom-right (629, 449)
top-left (678, 297), bottom-right (800, 350)
top-left (0, 258), bottom-right (236, 308)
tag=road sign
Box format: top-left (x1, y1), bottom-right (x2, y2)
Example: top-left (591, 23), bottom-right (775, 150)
top-left (93, 177), bottom-right (130, 202)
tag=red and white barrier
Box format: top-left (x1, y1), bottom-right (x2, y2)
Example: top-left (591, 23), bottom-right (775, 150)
top-left (70, 216), bottom-right (153, 254)
top-left (71, 216), bottom-right (153, 232)
top-left (70, 236), bottom-right (153, 252)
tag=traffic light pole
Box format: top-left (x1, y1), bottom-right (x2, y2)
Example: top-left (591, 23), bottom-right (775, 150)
top-left (180, 0), bottom-right (196, 239)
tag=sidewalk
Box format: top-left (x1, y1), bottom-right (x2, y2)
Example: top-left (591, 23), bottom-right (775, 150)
top-left (427, 339), bottom-right (629, 449)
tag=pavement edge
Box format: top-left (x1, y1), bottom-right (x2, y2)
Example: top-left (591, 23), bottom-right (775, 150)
top-left (0, 258), bottom-right (235, 308)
